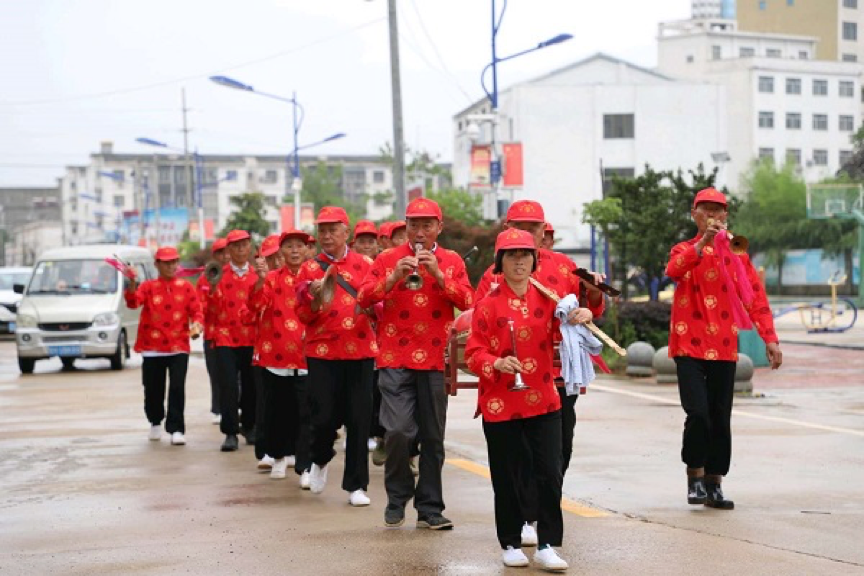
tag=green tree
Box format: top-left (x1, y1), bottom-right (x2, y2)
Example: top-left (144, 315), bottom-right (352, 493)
top-left (220, 192), bottom-right (270, 239)
top-left (285, 161), bottom-right (366, 224)
top-left (427, 188), bottom-right (485, 227)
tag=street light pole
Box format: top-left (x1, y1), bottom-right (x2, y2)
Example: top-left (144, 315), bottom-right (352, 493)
top-left (387, 0), bottom-right (407, 217)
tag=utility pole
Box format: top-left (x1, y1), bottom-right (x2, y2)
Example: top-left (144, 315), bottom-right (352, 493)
top-left (181, 88), bottom-right (194, 210)
top-left (387, 0), bottom-right (407, 217)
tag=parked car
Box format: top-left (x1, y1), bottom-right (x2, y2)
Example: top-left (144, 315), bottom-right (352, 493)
top-left (14, 245), bottom-right (155, 374)
top-left (0, 267), bottom-right (33, 334)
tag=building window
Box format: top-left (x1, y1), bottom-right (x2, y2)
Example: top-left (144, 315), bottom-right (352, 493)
top-left (602, 168), bottom-right (636, 194)
top-left (843, 53), bottom-right (858, 61)
top-left (786, 113), bottom-right (802, 129)
top-left (262, 170), bottom-right (278, 184)
top-left (786, 78), bottom-right (801, 94)
top-left (813, 80), bottom-right (828, 95)
top-left (844, 0), bottom-right (858, 8)
top-left (798, 50), bottom-right (808, 59)
top-left (603, 114), bottom-right (635, 139)
top-left (712, 45), bottom-right (722, 60)
top-left (159, 166), bottom-right (171, 184)
top-left (758, 148), bottom-right (774, 161)
top-left (758, 111), bottom-right (774, 129)
top-left (112, 169), bottom-right (125, 181)
top-left (113, 195), bottom-right (125, 208)
top-left (372, 170), bottom-right (385, 184)
top-left (264, 195), bottom-right (277, 207)
top-left (843, 21), bottom-right (858, 41)
top-left (813, 150), bottom-right (829, 165)
top-left (758, 76), bottom-right (774, 93)
top-left (839, 115), bottom-right (855, 131)
top-left (813, 114), bottom-right (828, 130)
top-left (740, 47), bottom-right (755, 57)
top-left (225, 169), bottom-right (238, 181)
top-left (840, 81), bottom-right (855, 97)
top-left (785, 149), bottom-right (801, 166)
top-left (766, 48), bottom-right (782, 58)
top-left (840, 150), bottom-right (853, 165)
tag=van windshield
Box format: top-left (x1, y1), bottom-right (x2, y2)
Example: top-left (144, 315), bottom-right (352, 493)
top-left (28, 260), bottom-right (119, 295)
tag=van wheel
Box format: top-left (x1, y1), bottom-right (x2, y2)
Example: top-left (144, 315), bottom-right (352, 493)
top-left (18, 357), bottom-right (35, 374)
top-left (110, 331), bottom-right (127, 371)
top-left (61, 357), bottom-right (76, 370)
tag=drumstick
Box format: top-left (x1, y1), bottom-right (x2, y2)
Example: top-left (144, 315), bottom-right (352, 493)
top-left (527, 277), bottom-right (627, 357)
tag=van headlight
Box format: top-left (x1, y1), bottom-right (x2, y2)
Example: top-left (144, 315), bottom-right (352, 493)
top-left (16, 314), bottom-right (37, 328)
top-left (92, 312), bottom-right (120, 327)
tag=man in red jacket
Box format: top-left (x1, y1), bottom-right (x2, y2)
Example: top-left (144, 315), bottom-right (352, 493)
top-left (205, 229), bottom-right (260, 452)
top-left (358, 197), bottom-right (474, 530)
top-left (351, 220), bottom-right (379, 259)
top-left (198, 238), bottom-right (229, 425)
top-left (666, 187), bottom-right (782, 510)
top-left (295, 206), bottom-right (378, 507)
top-left (126, 246), bottom-right (203, 445)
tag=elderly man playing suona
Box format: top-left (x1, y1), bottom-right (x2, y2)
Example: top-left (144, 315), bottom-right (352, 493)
top-left (358, 197), bottom-right (474, 530)
top-left (295, 206), bottom-right (379, 507)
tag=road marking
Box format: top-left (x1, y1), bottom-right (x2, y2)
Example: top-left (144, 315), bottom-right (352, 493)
top-left (592, 383), bottom-right (864, 438)
top-left (445, 458), bottom-right (610, 518)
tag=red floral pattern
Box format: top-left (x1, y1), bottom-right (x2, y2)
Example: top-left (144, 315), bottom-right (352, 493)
top-left (125, 278), bottom-right (203, 353)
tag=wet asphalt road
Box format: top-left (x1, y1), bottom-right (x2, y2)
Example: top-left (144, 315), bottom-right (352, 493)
top-left (0, 339), bottom-right (863, 575)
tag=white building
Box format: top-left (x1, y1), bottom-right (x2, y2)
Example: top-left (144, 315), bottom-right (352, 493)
top-left (657, 18), bottom-right (863, 186)
top-left (452, 53), bottom-right (728, 251)
top-left (6, 221), bottom-right (64, 266)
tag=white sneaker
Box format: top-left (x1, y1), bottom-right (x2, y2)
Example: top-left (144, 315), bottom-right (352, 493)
top-left (309, 463), bottom-right (328, 494)
top-left (270, 457), bottom-right (288, 479)
top-left (349, 489), bottom-right (371, 507)
top-left (257, 456), bottom-right (275, 471)
top-left (210, 413), bottom-right (221, 425)
top-left (148, 425), bottom-right (161, 441)
top-left (533, 547), bottom-right (569, 572)
top-left (521, 522), bottom-right (538, 547)
top-left (286, 455), bottom-right (296, 467)
top-left (170, 432), bottom-right (186, 445)
top-left (502, 546), bottom-right (529, 567)
top-left (367, 437), bottom-right (377, 451)
top-left (299, 470), bottom-right (311, 490)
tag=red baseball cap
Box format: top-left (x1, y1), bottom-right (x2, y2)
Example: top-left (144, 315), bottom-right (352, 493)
top-left (315, 206), bottom-right (349, 226)
top-left (305, 234), bottom-right (317, 245)
top-left (405, 198), bottom-right (443, 221)
top-left (693, 187), bottom-right (728, 208)
top-left (211, 238), bottom-right (228, 253)
top-left (280, 229), bottom-right (309, 245)
top-left (506, 200), bottom-right (545, 223)
top-left (495, 229), bottom-right (536, 253)
top-left (154, 246), bottom-right (180, 262)
top-left (544, 222), bottom-right (554, 234)
top-left (378, 222), bottom-right (393, 239)
top-left (226, 229), bottom-right (251, 244)
top-left (390, 220), bottom-right (406, 235)
top-left (353, 219), bottom-right (377, 238)
top-left (260, 234), bottom-right (281, 258)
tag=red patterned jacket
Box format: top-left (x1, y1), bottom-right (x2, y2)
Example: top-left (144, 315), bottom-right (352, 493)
top-left (125, 277), bottom-right (203, 353)
top-left (357, 242), bottom-right (474, 370)
top-left (249, 266), bottom-right (306, 369)
top-left (207, 263), bottom-right (259, 348)
top-left (196, 274), bottom-right (217, 342)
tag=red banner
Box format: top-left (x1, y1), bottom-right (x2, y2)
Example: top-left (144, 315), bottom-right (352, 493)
top-left (502, 142), bottom-right (523, 188)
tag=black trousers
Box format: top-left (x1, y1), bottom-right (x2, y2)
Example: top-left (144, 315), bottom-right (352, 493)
top-left (675, 357), bottom-right (736, 476)
top-left (262, 369), bottom-right (311, 474)
top-left (307, 357), bottom-right (374, 492)
top-left (378, 368), bottom-right (448, 515)
top-left (253, 366), bottom-right (268, 459)
top-left (558, 386), bottom-right (579, 475)
top-left (370, 370), bottom-right (386, 439)
top-left (203, 339), bottom-right (220, 415)
top-left (142, 354), bottom-right (189, 434)
top-left (216, 346), bottom-right (255, 436)
top-left (483, 410), bottom-right (563, 550)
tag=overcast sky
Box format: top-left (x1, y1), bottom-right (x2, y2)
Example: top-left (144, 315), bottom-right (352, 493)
top-left (0, 0), bottom-right (690, 187)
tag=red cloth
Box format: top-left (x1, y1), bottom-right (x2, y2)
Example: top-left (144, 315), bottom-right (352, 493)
top-left (125, 277), bottom-right (203, 353)
top-left (357, 242), bottom-right (474, 370)
top-left (207, 264), bottom-right (259, 347)
top-left (294, 249), bottom-right (378, 360)
top-left (466, 281), bottom-right (561, 423)
top-left (665, 236), bottom-right (778, 362)
top-left (249, 267), bottom-right (307, 369)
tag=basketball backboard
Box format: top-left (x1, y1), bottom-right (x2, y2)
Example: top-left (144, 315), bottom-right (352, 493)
top-left (806, 184), bottom-right (863, 219)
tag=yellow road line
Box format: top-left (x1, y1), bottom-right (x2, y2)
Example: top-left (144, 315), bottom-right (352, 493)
top-left (592, 383), bottom-right (864, 438)
top-left (445, 458), bottom-right (610, 518)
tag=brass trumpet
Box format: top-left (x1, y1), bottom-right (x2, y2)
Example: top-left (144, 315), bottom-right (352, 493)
top-left (204, 260), bottom-right (223, 286)
top-left (405, 243), bottom-right (424, 290)
top-left (707, 218), bottom-right (749, 254)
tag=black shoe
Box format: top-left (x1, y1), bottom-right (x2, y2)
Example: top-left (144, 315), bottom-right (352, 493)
top-left (221, 434), bottom-right (239, 452)
top-left (705, 482), bottom-right (735, 510)
top-left (687, 477), bottom-right (707, 505)
top-left (417, 513), bottom-right (454, 530)
top-left (384, 505), bottom-right (405, 528)
top-left (242, 427), bottom-right (256, 445)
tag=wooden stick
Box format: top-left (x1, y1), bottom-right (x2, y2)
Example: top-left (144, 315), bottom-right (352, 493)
top-left (527, 277), bottom-right (627, 357)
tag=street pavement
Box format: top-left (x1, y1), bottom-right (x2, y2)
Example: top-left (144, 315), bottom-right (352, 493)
top-left (0, 338), bottom-right (862, 575)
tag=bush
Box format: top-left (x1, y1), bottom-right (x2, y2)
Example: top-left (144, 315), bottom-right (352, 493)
top-left (596, 300), bottom-right (671, 351)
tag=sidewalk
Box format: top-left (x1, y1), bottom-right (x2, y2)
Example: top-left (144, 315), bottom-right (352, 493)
top-left (771, 311), bottom-right (864, 350)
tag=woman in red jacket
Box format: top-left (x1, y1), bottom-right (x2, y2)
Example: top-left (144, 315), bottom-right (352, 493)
top-left (465, 229), bottom-right (568, 572)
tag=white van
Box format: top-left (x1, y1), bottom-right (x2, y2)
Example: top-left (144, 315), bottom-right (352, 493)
top-left (14, 245), bottom-right (155, 374)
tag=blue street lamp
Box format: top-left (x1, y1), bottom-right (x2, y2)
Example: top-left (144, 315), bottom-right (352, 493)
top-left (209, 75), bottom-right (346, 230)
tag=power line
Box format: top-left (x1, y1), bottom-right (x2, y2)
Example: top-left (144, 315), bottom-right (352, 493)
top-left (0, 18), bottom-right (386, 107)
